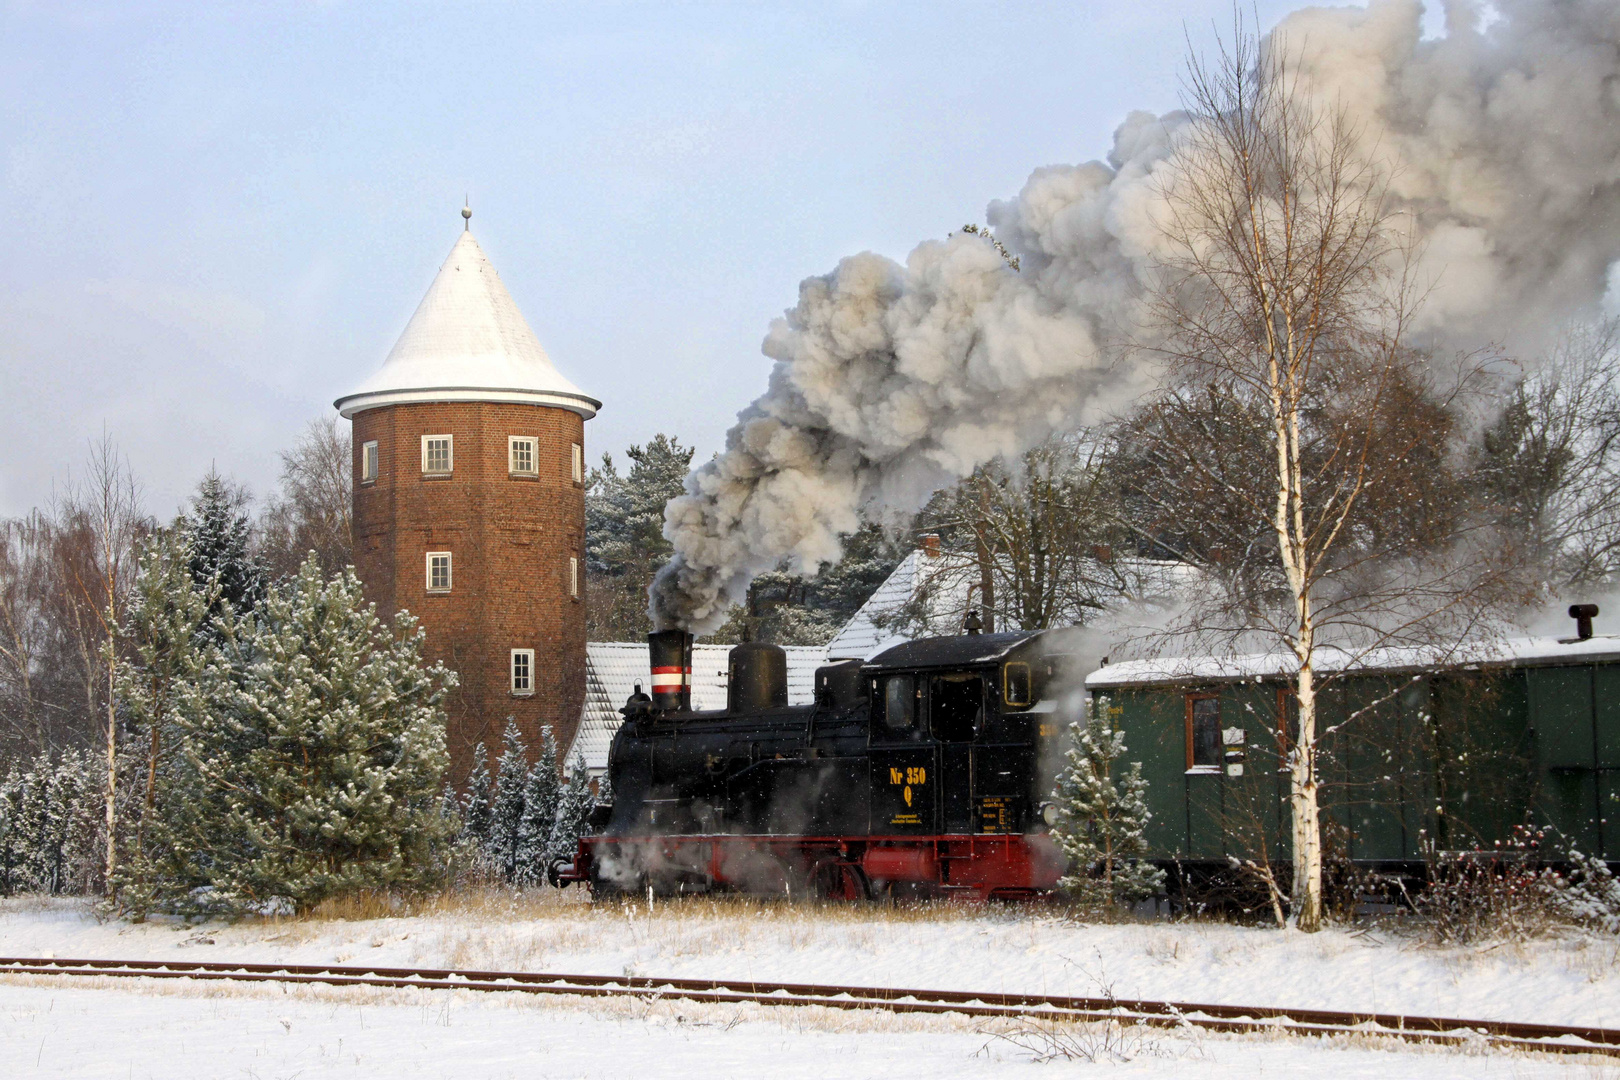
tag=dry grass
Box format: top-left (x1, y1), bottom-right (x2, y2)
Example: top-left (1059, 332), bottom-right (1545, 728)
top-left (290, 884), bottom-right (1034, 928)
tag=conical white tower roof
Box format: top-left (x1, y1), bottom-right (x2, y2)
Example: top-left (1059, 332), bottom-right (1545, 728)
top-left (335, 225), bottom-right (599, 419)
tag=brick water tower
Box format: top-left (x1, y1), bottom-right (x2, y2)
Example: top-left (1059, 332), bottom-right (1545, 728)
top-left (335, 208), bottom-right (599, 779)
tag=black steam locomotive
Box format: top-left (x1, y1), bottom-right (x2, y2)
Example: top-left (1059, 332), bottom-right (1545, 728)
top-left (560, 626), bottom-right (1071, 900)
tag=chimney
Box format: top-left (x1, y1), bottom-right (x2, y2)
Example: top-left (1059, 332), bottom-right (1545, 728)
top-left (1570, 603), bottom-right (1600, 642)
top-left (918, 533), bottom-right (941, 558)
top-left (647, 629), bottom-right (694, 711)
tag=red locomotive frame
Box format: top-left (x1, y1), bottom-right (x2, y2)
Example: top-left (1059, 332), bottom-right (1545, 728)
top-left (564, 832), bottom-right (1064, 901)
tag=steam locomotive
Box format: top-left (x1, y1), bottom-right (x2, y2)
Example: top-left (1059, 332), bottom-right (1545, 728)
top-left (560, 626), bottom-right (1071, 900)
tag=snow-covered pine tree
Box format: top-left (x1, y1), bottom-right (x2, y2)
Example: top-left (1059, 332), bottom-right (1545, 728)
top-left (116, 527), bottom-right (218, 911)
top-left (1051, 700), bottom-right (1165, 906)
top-left (164, 555), bottom-right (457, 912)
top-left (186, 472), bottom-right (268, 627)
top-left (461, 743), bottom-right (494, 848)
top-left (3, 748), bottom-right (101, 896)
top-left (548, 753), bottom-right (596, 867)
top-left (514, 726), bottom-right (559, 884)
top-left (438, 782), bottom-right (462, 831)
top-left (487, 720), bottom-right (529, 880)
top-left (0, 765), bottom-right (20, 895)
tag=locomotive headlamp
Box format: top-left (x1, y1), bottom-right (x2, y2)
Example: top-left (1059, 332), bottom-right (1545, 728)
top-left (1041, 802), bottom-right (1060, 827)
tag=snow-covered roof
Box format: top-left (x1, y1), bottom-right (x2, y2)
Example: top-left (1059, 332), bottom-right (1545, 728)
top-left (568, 641), bottom-right (829, 773)
top-left (335, 224), bottom-right (600, 419)
top-left (1085, 634), bottom-right (1620, 690)
top-left (826, 546), bottom-right (1202, 660)
top-left (825, 549), bottom-right (929, 659)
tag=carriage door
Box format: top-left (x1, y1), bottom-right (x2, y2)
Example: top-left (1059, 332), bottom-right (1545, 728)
top-left (869, 674), bottom-right (936, 834)
top-left (931, 673), bottom-right (984, 835)
top-left (1184, 694), bottom-right (1225, 859)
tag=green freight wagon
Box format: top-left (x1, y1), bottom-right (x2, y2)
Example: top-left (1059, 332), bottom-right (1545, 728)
top-left (1083, 628), bottom-right (1620, 871)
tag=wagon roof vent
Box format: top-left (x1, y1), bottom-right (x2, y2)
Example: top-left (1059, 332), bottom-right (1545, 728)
top-left (1565, 603), bottom-right (1600, 643)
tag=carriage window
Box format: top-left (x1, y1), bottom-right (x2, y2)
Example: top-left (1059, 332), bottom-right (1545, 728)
top-left (1003, 662), bottom-right (1032, 707)
top-left (931, 674), bottom-right (983, 742)
top-left (1187, 695), bottom-right (1221, 771)
top-left (879, 675), bottom-right (915, 731)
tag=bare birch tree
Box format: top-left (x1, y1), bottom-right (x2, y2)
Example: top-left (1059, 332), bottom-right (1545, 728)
top-left (0, 513), bottom-right (55, 758)
top-left (899, 434), bottom-right (1134, 634)
top-left (1472, 318), bottom-right (1620, 589)
top-left (1143, 28), bottom-right (1521, 930)
top-left (258, 416), bottom-right (352, 578)
top-left (54, 434), bottom-right (144, 897)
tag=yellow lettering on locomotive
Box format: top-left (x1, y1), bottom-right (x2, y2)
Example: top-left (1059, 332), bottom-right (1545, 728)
top-left (889, 767), bottom-right (903, 785)
top-left (903, 766), bottom-right (927, 785)
top-left (903, 785), bottom-right (913, 806)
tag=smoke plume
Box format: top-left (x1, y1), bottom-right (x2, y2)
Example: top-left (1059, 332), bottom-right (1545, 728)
top-left (652, 0), bottom-right (1620, 634)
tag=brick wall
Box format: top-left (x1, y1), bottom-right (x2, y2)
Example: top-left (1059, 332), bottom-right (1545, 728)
top-left (351, 401), bottom-right (587, 782)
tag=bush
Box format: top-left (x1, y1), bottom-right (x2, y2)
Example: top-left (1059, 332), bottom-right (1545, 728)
top-left (1416, 825), bottom-right (1620, 942)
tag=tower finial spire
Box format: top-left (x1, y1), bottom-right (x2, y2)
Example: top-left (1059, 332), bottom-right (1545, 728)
top-left (462, 196), bottom-right (471, 231)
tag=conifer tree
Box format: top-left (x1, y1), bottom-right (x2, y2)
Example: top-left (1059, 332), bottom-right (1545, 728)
top-left (0, 765), bottom-right (21, 895)
top-left (186, 472), bottom-right (268, 627)
top-left (488, 720), bottom-right (529, 880)
top-left (548, 753), bottom-right (596, 867)
top-left (0, 749), bottom-right (100, 896)
top-left (514, 726), bottom-right (560, 883)
top-left (160, 556), bottom-right (456, 912)
top-left (437, 782), bottom-right (462, 831)
top-left (116, 529), bottom-right (217, 909)
top-left (1051, 702), bottom-right (1165, 906)
top-left (461, 743), bottom-right (493, 848)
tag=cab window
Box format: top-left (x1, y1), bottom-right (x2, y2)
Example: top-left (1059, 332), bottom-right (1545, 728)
top-left (930, 673), bottom-right (983, 742)
top-left (1003, 662), bottom-right (1032, 707)
top-left (878, 675), bottom-right (916, 732)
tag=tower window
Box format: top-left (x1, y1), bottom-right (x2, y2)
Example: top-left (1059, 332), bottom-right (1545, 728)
top-left (422, 435), bottom-right (453, 475)
top-left (569, 556), bottom-right (579, 598)
top-left (509, 436), bottom-right (538, 476)
top-left (426, 551), bottom-right (452, 593)
top-left (572, 443), bottom-right (584, 484)
top-left (361, 441), bottom-right (379, 483)
top-left (511, 649), bottom-right (534, 695)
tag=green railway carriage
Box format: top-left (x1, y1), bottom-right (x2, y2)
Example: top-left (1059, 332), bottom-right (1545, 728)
top-left (1083, 635), bottom-right (1620, 869)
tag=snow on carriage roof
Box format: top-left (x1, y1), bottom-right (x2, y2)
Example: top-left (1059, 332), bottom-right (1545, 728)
top-left (567, 642), bottom-right (828, 773)
top-left (335, 222), bottom-right (599, 419)
top-left (1084, 634), bottom-right (1620, 690)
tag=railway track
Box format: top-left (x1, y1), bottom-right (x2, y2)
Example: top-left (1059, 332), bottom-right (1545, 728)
top-left (2, 955), bottom-right (1615, 1058)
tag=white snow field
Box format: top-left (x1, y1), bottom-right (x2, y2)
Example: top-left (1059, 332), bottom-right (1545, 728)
top-left (2, 892), bottom-right (1619, 1077)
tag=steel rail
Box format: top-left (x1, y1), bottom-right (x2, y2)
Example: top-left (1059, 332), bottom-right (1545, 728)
top-left (1, 956), bottom-right (1614, 1058)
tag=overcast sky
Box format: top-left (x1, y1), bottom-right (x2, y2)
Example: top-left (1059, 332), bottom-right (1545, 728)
top-left (0, 1), bottom-right (1435, 519)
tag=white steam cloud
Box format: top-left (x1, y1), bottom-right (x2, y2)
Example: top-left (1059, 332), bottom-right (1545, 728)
top-left (653, 0), bottom-right (1620, 634)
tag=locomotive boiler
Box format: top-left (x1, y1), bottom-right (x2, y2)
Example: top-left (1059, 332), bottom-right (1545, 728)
top-left (561, 626), bottom-right (1072, 900)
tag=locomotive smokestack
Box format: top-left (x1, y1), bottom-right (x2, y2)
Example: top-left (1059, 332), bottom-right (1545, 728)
top-left (647, 629), bottom-right (694, 712)
top-left (1570, 603), bottom-right (1600, 642)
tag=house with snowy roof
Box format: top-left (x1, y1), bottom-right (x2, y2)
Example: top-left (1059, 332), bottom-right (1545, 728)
top-left (825, 537), bottom-right (1201, 660)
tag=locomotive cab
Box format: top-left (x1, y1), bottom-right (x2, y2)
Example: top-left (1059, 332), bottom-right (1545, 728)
top-left (865, 631), bottom-right (1067, 837)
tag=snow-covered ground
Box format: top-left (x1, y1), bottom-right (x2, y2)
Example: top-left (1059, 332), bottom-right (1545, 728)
top-left (2, 892), bottom-right (1618, 1077)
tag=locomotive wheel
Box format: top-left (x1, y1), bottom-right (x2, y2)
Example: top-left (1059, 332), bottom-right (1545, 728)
top-left (810, 860), bottom-right (870, 902)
